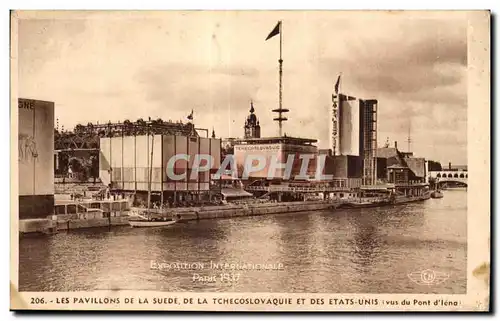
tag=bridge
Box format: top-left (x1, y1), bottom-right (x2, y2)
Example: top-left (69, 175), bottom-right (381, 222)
top-left (428, 171), bottom-right (468, 186)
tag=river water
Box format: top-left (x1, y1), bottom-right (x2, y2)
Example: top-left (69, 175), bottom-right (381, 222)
top-left (19, 189), bottom-right (467, 294)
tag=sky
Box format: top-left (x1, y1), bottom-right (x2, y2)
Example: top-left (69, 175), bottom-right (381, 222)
top-left (16, 11), bottom-right (468, 165)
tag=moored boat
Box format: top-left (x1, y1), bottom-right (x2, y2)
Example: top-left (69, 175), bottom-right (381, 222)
top-left (340, 198), bottom-right (392, 209)
top-left (391, 190), bottom-right (431, 204)
top-left (352, 183), bottom-right (431, 207)
top-left (129, 218), bottom-right (176, 228)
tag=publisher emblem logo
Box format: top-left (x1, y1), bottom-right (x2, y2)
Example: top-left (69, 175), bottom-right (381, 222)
top-left (408, 269), bottom-right (449, 285)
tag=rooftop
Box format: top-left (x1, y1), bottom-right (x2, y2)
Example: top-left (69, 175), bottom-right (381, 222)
top-left (376, 147), bottom-right (399, 159)
top-left (405, 157), bottom-right (426, 177)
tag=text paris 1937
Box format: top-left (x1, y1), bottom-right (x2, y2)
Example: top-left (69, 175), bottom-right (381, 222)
top-left (192, 273), bottom-right (241, 283)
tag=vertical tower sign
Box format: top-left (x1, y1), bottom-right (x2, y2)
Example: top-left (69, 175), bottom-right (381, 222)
top-left (330, 74), bottom-right (341, 156)
top-left (331, 93), bottom-right (339, 156)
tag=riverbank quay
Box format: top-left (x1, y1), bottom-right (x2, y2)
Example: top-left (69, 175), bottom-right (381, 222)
top-left (169, 200), bottom-right (341, 222)
top-left (18, 200), bottom-right (341, 235)
top-left (18, 198), bottom-right (130, 235)
top-left (18, 187), bottom-right (437, 235)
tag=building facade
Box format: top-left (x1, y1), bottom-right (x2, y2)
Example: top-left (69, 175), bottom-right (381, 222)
top-left (100, 134), bottom-right (221, 192)
top-left (18, 98), bottom-right (55, 219)
top-left (330, 94), bottom-right (378, 185)
top-left (233, 137), bottom-right (317, 181)
top-left (377, 142), bottom-right (426, 184)
top-left (97, 119), bottom-right (221, 205)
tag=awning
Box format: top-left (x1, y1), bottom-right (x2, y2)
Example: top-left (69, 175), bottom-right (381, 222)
top-left (360, 184), bottom-right (395, 190)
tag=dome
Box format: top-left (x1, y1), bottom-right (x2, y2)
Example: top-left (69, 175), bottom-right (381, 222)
top-left (247, 113), bottom-right (257, 123)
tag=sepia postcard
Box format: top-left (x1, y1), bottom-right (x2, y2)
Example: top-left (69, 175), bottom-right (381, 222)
top-left (10, 10), bottom-right (490, 312)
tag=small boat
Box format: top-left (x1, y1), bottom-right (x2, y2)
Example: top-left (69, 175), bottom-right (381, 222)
top-left (128, 210), bottom-right (177, 228)
top-left (431, 190), bottom-right (444, 199)
top-left (129, 218), bottom-right (176, 228)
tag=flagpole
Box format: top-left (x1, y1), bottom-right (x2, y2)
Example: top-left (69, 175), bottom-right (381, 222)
top-left (335, 73), bottom-right (342, 156)
top-left (268, 20), bottom-right (287, 137)
top-left (278, 20), bottom-right (283, 137)
top-left (339, 72), bottom-right (342, 96)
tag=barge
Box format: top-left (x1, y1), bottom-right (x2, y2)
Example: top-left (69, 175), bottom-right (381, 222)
top-left (339, 182), bottom-right (431, 209)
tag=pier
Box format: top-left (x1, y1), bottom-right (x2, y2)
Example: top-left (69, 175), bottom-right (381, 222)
top-left (19, 198), bottom-right (130, 235)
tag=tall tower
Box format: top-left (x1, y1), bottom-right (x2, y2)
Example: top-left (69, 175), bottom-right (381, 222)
top-left (244, 101), bottom-right (261, 139)
top-left (360, 99), bottom-right (378, 186)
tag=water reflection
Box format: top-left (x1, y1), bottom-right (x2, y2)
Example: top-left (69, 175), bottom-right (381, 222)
top-left (19, 189), bottom-right (467, 294)
top-left (351, 210), bottom-right (381, 270)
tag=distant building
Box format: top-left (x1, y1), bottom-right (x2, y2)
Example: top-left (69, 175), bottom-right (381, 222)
top-left (329, 94), bottom-right (378, 185)
top-left (232, 100), bottom-right (318, 181)
top-left (244, 101), bottom-right (261, 139)
top-left (221, 102), bottom-right (261, 160)
top-left (18, 98), bottom-right (55, 219)
top-left (233, 136), bottom-right (317, 181)
top-left (97, 119), bottom-right (221, 205)
top-left (376, 141), bottom-right (426, 184)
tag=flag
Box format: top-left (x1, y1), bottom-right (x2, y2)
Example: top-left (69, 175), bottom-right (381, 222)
top-left (187, 109), bottom-right (193, 121)
top-left (334, 74), bottom-right (341, 94)
top-left (266, 21), bottom-right (281, 41)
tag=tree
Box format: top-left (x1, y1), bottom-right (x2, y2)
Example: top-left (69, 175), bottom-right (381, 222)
top-left (428, 160), bottom-right (442, 171)
top-left (90, 154), bottom-right (100, 182)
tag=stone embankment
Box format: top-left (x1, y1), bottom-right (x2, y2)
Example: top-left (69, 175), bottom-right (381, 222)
top-left (19, 200), bottom-right (339, 235)
top-left (170, 200), bottom-right (338, 221)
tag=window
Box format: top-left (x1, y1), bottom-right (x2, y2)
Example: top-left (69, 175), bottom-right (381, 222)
top-left (154, 168), bottom-right (161, 181)
top-left (123, 168), bottom-right (133, 182)
top-left (113, 169), bottom-right (122, 181)
top-left (112, 202), bottom-right (121, 211)
top-left (55, 205), bottom-right (66, 215)
top-left (67, 205), bottom-right (76, 214)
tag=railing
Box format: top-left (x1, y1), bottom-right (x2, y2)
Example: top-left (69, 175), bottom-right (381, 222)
top-left (394, 181), bottom-right (428, 187)
top-left (435, 177), bottom-right (468, 182)
top-left (244, 185), bottom-right (350, 193)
